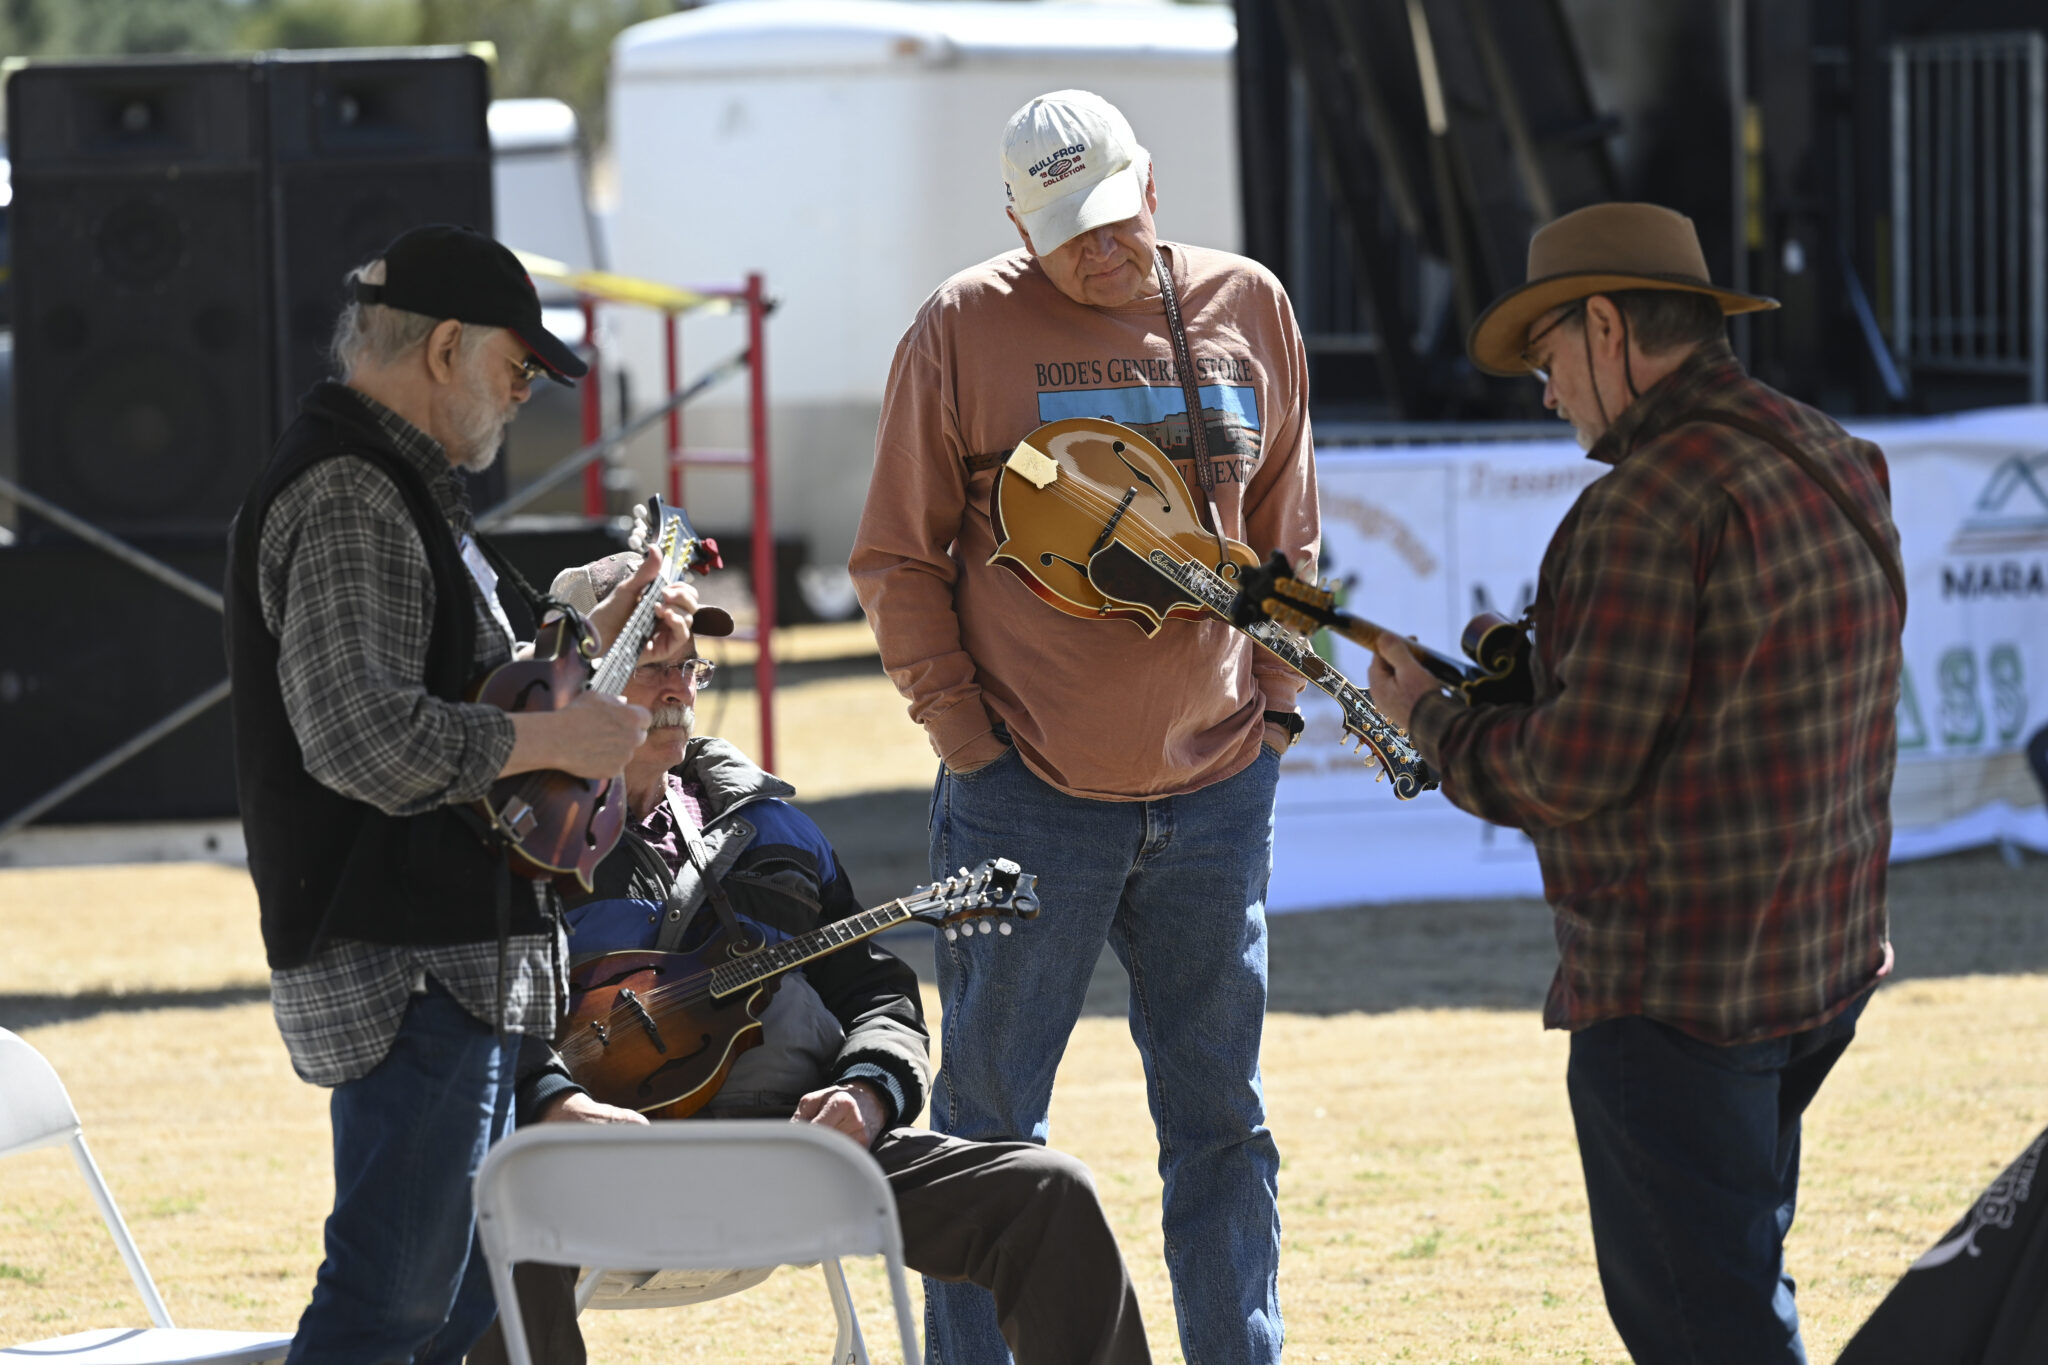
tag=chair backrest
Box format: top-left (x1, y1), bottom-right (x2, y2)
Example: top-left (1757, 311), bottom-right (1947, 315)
top-left (474, 1121), bottom-right (905, 1274)
top-left (0, 1027), bottom-right (83, 1160)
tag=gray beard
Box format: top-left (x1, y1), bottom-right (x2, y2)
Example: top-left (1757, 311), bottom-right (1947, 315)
top-left (449, 369), bottom-right (513, 471)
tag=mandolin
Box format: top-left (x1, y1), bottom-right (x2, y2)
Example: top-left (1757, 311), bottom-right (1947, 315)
top-left (557, 858), bottom-right (1039, 1118)
top-left (471, 498), bottom-right (721, 889)
top-left (1231, 552), bottom-right (1535, 708)
top-left (988, 417), bottom-right (1436, 799)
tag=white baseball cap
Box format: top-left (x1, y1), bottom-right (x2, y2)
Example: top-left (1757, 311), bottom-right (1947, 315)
top-left (1001, 90), bottom-right (1150, 256)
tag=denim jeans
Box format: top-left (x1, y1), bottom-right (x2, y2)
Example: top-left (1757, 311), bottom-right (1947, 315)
top-left (925, 744), bottom-right (1283, 1365)
top-left (1567, 992), bottom-right (1870, 1365)
top-left (287, 981), bottom-right (517, 1365)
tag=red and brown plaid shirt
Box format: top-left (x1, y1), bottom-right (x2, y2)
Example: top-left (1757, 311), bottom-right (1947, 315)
top-left (1409, 340), bottom-right (1901, 1044)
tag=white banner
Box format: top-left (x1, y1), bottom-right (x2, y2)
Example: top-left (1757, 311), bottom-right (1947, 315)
top-left (1269, 407), bottom-right (2048, 912)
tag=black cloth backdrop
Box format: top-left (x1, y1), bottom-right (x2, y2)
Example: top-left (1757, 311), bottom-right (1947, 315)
top-left (1835, 1127), bottom-right (2048, 1364)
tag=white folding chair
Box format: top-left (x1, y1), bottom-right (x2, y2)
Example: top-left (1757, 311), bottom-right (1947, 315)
top-left (474, 1121), bottom-right (919, 1365)
top-left (0, 1029), bottom-right (294, 1364)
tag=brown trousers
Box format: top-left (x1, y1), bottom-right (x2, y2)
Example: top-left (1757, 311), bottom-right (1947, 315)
top-left (467, 1127), bottom-right (1150, 1365)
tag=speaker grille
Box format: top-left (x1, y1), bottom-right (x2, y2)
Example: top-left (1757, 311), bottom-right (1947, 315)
top-left (6, 53), bottom-right (493, 542)
top-left (94, 195), bottom-right (187, 289)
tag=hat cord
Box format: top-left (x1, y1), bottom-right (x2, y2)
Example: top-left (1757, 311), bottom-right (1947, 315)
top-left (1583, 302), bottom-right (1643, 433)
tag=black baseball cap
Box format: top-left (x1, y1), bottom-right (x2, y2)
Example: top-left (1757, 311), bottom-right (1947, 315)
top-left (352, 224), bottom-right (588, 384)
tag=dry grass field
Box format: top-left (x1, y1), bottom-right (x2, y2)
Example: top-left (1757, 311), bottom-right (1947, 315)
top-left (3, 654), bottom-right (2045, 1363)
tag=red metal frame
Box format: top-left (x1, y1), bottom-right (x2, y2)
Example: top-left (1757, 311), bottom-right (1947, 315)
top-left (570, 276), bottom-right (779, 772)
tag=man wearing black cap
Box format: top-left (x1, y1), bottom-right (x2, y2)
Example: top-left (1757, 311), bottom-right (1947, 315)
top-left (224, 224), bottom-right (700, 1365)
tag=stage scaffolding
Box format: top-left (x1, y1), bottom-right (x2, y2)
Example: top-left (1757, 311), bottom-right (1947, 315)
top-left (1890, 30), bottom-right (2048, 403)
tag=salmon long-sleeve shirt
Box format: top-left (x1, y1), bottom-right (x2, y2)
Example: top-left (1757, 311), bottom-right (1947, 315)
top-left (850, 243), bottom-right (1320, 800)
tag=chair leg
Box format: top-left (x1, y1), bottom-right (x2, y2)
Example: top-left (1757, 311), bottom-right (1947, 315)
top-left (573, 1268), bottom-right (601, 1314)
top-left (820, 1257), bottom-right (870, 1365)
top-left (70, 1134), bottom-right (174, 1330)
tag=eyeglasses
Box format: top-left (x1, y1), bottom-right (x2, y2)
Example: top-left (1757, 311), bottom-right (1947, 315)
top-left (633, 657), bottom-right (716, 687)
top-left (504, 351), bottom-right (547, 385)
top-left (1519, 301), bottom-right (1586, 385)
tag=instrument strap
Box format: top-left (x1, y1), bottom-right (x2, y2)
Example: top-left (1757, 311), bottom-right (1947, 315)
top-left (667, 782), bottom-right (762, 952)
top-left (1675, 408), bottom-right (1907, 621)
top-left (1153, 244), bottom-right (1233, 569)
top-left (471, 531), bottom-right (569, 624)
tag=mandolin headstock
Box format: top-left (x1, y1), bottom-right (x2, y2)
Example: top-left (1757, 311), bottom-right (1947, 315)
top-left (1232, 551), bottom-right (1340, 639)
top-left (630, 497), bottom-right (723, 577)
top-left (903, 858), bottom-right (1042, 940)
top-left (1333, 699), bottom-right (1439, 800)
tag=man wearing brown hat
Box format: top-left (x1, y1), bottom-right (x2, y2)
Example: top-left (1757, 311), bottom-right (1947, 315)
top-left (225, 224), bottom-right (701, 1365)
top-left (1368, 202), bottom-right (1905, 1364)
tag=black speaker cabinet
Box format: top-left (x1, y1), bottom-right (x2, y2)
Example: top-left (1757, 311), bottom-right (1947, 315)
top-left (266, 51), bottom-right (494, 431)
top-left (6, 60), bottom-right (275, 542)
top-left (0, 543), bottom-right (236, 823)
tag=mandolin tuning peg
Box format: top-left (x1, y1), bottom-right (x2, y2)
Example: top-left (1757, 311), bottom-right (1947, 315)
top-left (998, 921), bottom-right (1013, 935)
top-left (944, 926), bottom-right (959, 942)
top-left (979, 919), bottom-right (996, 935)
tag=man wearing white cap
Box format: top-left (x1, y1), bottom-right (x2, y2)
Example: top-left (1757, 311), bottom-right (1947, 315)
top-left (851, 90), bottom-right (1318, 1364)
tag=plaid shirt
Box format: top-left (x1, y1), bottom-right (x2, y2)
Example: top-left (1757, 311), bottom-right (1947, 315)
top-left (259, 387), bottom-right (565, 1086)
top-left (1409, 341), bottom-right (1901, 1044)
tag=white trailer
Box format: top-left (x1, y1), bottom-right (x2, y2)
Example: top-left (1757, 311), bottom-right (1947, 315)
top-left (607, 0), bottom-right (1238, 604)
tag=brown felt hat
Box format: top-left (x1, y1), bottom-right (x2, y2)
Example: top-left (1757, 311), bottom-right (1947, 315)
top-left (1466, 202), bottom-right (1779, 377)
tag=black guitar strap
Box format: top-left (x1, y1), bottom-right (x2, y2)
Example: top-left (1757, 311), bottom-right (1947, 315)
top-left (666, 784), bottom-right (763, 953)
top-left (471, 531), bottom-right (578, 636)
top-left (1153, 244), bottom-right (1233, 571)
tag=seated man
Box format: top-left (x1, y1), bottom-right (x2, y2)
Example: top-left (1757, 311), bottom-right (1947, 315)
top-left (468, 552), bottom-right (1151, 1365)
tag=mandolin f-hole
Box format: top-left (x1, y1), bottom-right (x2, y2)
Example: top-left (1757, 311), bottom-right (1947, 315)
top-left (635, 1037), bottom-right (716, 1096)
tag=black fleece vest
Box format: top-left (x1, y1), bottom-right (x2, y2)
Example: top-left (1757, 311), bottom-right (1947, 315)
top-left (226, 383), bottom-right (544, 969)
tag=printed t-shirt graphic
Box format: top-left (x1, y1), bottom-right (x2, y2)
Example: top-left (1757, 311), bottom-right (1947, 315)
top-left (1037, 381), bottom-right (1263, 487)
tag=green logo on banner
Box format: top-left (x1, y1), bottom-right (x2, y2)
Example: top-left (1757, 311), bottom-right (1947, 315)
top-left (1898, 664), bottom-right (1928, 750)
top-left (1989, 643), bottom-right (2027, 743)
top-left (1938, 647), bottom-right (1985, 746)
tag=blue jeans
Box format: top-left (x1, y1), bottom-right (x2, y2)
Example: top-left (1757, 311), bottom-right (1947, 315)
top-left (1567, 993), bottom-right (1870, 1365)
top-left (287, 982), bottom-right (517, 1365)
top-left (926, 744), bottom-right (1283, 1365)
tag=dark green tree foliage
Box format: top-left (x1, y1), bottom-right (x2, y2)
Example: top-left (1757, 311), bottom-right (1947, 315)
top-left (1, 0), bottom-right (679, 146)
top-left (415, 0), bottom-right (670, 145)
top-left (236, 0), bottom-right (421, 51)
top-left (4, 0), bottom-right (237, 57)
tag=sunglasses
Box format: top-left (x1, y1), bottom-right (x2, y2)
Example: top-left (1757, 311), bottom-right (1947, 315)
top-left (633, 657), bottom-right (716, 687)
top-left (1519, 301), bottom-right (1586, 385)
